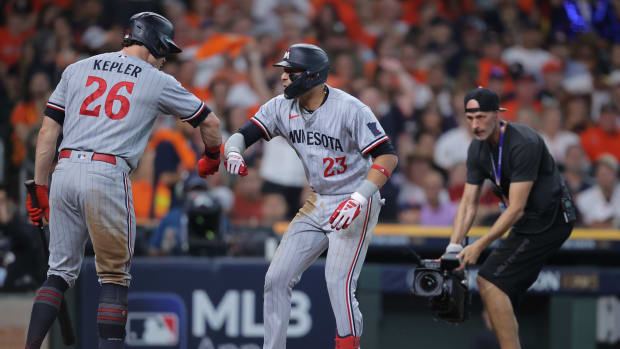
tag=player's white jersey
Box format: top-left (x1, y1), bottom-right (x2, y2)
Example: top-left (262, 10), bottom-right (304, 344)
top-left (47, 51), bottom-right (206, 169)
top-left (252, 86), bottom-right (389, 195)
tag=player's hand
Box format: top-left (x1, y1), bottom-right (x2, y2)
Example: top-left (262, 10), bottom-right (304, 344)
top-left (329, 192), bottom-right (367, 230)
top-left (225, 151), bottom-right (248, 176)
top-left (455, 242), bottom-right (482, 271)
top-left (26, 184), bottom-right (49, 226)
top-left (198, 156), bottom-right (220, 177)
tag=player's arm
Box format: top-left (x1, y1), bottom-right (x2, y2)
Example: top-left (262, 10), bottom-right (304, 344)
top-left (224, 97), bottom-right (280, 176)
top-left (190, 109), bottom-right (222, 177)
top-left (330, 139), bottom-right (398, 230)
top-left (34, 117), bottom-right (62, 186)
top-left (26, 116), bottom-right (62, 226)
top-left (222, 119), bottom-right (265, 176)
top-left (199, 113), bottom-right (222, 149)
top-left (366, 153), bottom-right (398, 189)
top-left (196, 111), bottom-right (223, 177)
top-left (157, 75), bottom-right (223, 177)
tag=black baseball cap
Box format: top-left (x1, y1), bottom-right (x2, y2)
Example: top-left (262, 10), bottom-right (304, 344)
top-left (464, 87), bottom-right (507, 113)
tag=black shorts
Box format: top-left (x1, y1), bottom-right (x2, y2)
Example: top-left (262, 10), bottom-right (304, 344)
top-left (477, 211), bottom-right (573, 303)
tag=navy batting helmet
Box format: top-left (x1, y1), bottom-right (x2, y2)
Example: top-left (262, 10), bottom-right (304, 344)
top-left (273, 43), bottom-right (329, 99)
top-left (124, 12), bottom-right (181, 58)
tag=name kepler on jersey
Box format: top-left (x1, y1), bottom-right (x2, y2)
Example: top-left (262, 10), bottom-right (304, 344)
top-left (289, 129), bottom-right (343, 152)
top-left (93, 59), bottom-right (142, 77)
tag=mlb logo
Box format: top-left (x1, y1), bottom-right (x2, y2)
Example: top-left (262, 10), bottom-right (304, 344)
top-left (77, 153), bottom-right (88, 160)
top-left (126, 292), bottom-right (187, 349)
top-left (126, 312), bottom-right (179, 346)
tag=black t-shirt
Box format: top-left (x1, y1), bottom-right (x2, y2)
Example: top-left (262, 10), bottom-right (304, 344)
top-left (466, 122), bottom-right (562, 234)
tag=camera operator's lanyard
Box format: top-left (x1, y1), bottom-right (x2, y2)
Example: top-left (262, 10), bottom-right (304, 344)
top-left (490, 121), bottom-right (508, 212)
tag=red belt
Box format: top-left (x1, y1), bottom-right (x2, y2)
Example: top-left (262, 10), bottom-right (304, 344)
top-left (59, 149), bottom-right (117, 165)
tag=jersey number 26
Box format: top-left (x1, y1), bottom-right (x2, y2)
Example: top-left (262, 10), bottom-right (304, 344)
top-left (80, 76), bottom-right (134, 120)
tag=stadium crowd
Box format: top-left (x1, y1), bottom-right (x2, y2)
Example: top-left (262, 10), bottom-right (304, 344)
top-left (0, 0), bottom-right (619, 273)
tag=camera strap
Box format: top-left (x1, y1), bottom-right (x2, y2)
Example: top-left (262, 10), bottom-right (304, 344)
top-left (490, 121), bottom-right (508, 212)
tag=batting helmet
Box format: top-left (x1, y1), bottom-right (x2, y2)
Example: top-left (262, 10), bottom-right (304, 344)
top-left (124, 12), bottom-right (181, 59)
top-left (273, 43), bottom-right (329, 99)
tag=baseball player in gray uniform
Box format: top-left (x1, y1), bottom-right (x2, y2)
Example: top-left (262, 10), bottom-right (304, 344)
top-left (24, 12), bottom-right (222, 349)
top-left (224, 44), bottom-right (398, 349)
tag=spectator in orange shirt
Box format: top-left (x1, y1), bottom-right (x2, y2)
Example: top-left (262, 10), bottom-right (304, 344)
top-left (580, 104), bottom-right (620, 162)
top-left (9, 71), bottom-right (51, 167)
top-left (149, 120), bottom-right (199, 218)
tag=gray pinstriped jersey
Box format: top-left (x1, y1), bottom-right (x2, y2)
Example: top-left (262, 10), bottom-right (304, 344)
top-left (47, 51), bottom-right (206, 169)
top-left (251, 86), bottom-right (389, 195)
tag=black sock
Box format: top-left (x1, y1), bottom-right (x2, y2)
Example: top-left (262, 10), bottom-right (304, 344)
top-left (97, 283), bottom-right (128, 349)
top-left (25, 275), bottom-right (68, 349)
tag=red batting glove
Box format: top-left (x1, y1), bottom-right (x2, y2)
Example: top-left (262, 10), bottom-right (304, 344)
top-left (198, 156), bottom-right (220, 177)
top-left (198, 146), bottom-right (221, 178)
top-left (329, 192), bottom-right (367, 230)
top-left (26, 184), bottom-right (49, 226)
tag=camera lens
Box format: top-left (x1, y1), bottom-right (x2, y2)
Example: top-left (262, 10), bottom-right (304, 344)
top-left (420, 274), bottom-right (438, 292)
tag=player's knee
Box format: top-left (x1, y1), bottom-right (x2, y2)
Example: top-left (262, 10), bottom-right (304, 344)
top-left (264, 271), bottom-right (281, 293)
top-left (264, 270), bottom-right (293, 294)
top-left (48, 270), bottom-right (77, 288)
top-left (97, 283), bottom-right (128, 341)
top-left (44, 274), bottom-right (69, 293)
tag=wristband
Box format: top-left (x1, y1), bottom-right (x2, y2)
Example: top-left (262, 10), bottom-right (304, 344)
top-left (445, 243), bottom-right (463, 253)
top-left (371, 164), bottom-right (390, 178)
top-left (205, 145), bottom-right (221, 159)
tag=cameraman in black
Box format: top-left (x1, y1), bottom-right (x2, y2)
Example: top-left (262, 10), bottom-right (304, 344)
top-left (446, 88), bottom-right (574, 349)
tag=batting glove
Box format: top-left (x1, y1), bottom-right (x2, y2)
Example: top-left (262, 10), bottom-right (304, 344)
top-left (225, 151), bottom-right (248, 176)
top-left (330, 192), bottom-right (367, 230)
top-left (198, 146), bottom-right (221, 178)
top-left (26, 184), bottom-right (49, 226)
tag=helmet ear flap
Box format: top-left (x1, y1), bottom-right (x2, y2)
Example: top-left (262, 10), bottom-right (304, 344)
top-left (156, 39), bottom-right (167, 57)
